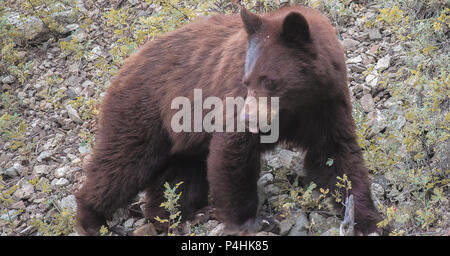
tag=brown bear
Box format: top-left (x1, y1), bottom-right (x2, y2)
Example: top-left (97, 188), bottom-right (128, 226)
top-left (75, 5), bottom-right (382, 235)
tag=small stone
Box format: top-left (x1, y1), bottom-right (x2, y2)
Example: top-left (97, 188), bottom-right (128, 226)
top-left (65, 104), bottom-right (83, 123)
top-left (309, 212), bottom-right (326, 226)
top-left (341, 38), bottom-right (359, 50)
top-left (73, 31), bottom-right (88, 42)
top-left (392, 45), bottom-right (403, 52)
top-left (279, 216), bottom-right (295, 236)
top-left (264, 184), bottom-right (281, 195)
top-left (371, 183), bottom-right (385, 198)
top-left (133, 223), bottom-right (157, 236)
top-left (78, 144), bottom-right (92, 155)
top-left (368, 29), bottom-right (382, 40)
top-left (367, 44), bottom-right (379, 55)
top-left (366, 110), bottom-right (387, 136)
top-left (346, 55), bottom-right (362, 64)
top-left (124, 218), bottom-right (135, 229)
top-left (13, 183), bottom-right (34, 200)
top-left (4, 162), bottom-right (23, 178)
top-left (365, 71), bottom-right (379, 89)
top-left (208, 223), bottom-right (225, 236)
top-left (2, 75), bottom-right (15, 84)
top-left (134, 218), bottom-right (146, 227)
top-left (81, 80), bottom-right (94, 88)
top-left (88, 46), bottom-right (102, 61)
top-left (287, 211), bottom-right (309, 236)
top-left (412, 54), bottom-right (425, 67)
top-left (258, 173), bottom-right (273, 187)
top-left (349, 64), bottom-right (366, 73)
top-left (393, 115), bottom-right (406, 129)
top-left (0, 210), bottom-right (19, 222)
top-left (68, 63), bottom-right (79, 73)
top-left (11, 200), bottom-right (26, 210)
top-left (321, 227), bottom-right (340, 236)
top-left (37, 151), bottom-right (53, 162)
top-left (3, 167), bottom-right (18, 178)
top-left (17, 91), bottom-right (27, 100)
top-left (59, 195), bottom-right (77, 211)
top-left (55, 166), bottom-right (69, 178)
top-left (64, 23), bottom-right (79, 33)
top-left (34, 165), bottom-right (50, 175)
top-left (51, 178), bottom-right (69, 187)
top-left (375, 55), bottom-right (391, 71)
top-left (360, 94), bottom-right (375, 112)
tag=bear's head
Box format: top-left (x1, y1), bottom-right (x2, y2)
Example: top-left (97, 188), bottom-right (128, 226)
top-left (239, 7), bottom-right (346, 137)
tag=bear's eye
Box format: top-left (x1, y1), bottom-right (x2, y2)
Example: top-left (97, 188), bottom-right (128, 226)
top-left (260, 77), bottom-right (277, 91)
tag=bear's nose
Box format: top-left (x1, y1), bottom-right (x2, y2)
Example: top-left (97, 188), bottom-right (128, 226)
top-left (242, 77), bottom-right (250, 87)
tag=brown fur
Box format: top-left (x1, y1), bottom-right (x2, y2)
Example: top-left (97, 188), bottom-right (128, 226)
top-left (75, 6), bottom-right (382, 235)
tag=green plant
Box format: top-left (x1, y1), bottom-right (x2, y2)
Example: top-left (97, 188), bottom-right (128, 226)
top-left (154, 181), bottom-right (184, 235)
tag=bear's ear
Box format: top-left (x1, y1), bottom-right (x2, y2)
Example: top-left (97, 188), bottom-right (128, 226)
top-left (241, 7), bottom-right (262, 35)
top-left (281, 12), bottom-right (311, 44)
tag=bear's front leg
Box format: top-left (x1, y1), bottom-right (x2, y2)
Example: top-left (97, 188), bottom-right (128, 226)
top-left (207, 132), bottom-right (262, 232)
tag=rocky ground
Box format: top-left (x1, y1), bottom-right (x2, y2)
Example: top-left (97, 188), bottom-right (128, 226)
top-left (1, 0), bottom-right (448, 236)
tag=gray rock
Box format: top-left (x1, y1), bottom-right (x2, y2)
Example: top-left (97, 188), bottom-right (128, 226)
top-left (0, 210), bottom-right (19, 222)
top-left (3, 162), bottom-right (23, 178)
top-left (65, 104), bottom-right (83, 123)
top-left (64, 23), bottom-right (79, 33)
top-left (368, 29), bottom-right (382, 40)
top-left (265, 149), bottom-right (304, 172)
top-left (37, 151), bottom-right (53, 162)
top-left (279, 215), bottom-right (296, 236)
top-left (412, 54), bottom-right (425, 67)
top-left (59, 195), bottom-right (77, 211)
top-left (371, 183), bottom-right (385, 198)
top-left (81, 80), bottom-right (94, 88)
top-left (134, 218), bottom-right (146, 227)
top-left (34, 165), bottom-right (50, 175)
top-left (321, 227), bottom-right (340, 236)
top-left (2, 75), bottom-right (16, 84)
top-left (346, 55), bottom-right (362, 64)
top-left (264, 184), bottom-right (281, 195)
top-left (133, 223), bottom-right (157, 236)
top-left (48, 0), bottom-right (86, 24)
top-left (78, 144), bottom-right (92, 155)
top-left (51, 178), bottom-right (69, 187)
top-left (341, 38), bottom-right (359, 50)
top-left (17, 91), bottom-right (27, 100)
top-left (124, 218), bottom-right (135, 229)
top-left (68, 63), bottom-right (79, 73)
top-left (365, 71), bottom-right (379, 89)
top-left (375, 55), bottom-right (391, 71)
top-left (258, 173), bottom-right (274, 186)
top-left (67, 87), bottom-right (82, 99)
top-left (13, 183), bottom-right (34, 199)
top-left (349, 63), bottom-right (366, 73)
top-left (5, 12), bottom-right (44, 41)
top-left (366, 110), bottom-right (387, 136)
top-left (360, 94), bottom-right (375, 112)
top-left (11, 200), bottom-right (26, 210)
top-left (73, 30), bottom-right (89, 42)
top-left (209, 223), bottom-right (225, 236)
top-left (287, 211), bottom-right (309, 236)
top-left (88, 46), bottom-right (103, 61)
top-left (55, 166), bottom-right (69, 178)
top-left (393, 115), bottom-right (406, 129)
top-left (309, 212), bottom-right (326, 226)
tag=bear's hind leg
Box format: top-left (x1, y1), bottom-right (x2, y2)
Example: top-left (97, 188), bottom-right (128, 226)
top-left (75, 129), bottom-right (171, 235)
top-left (144, 154), bottom-right (209, 229)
